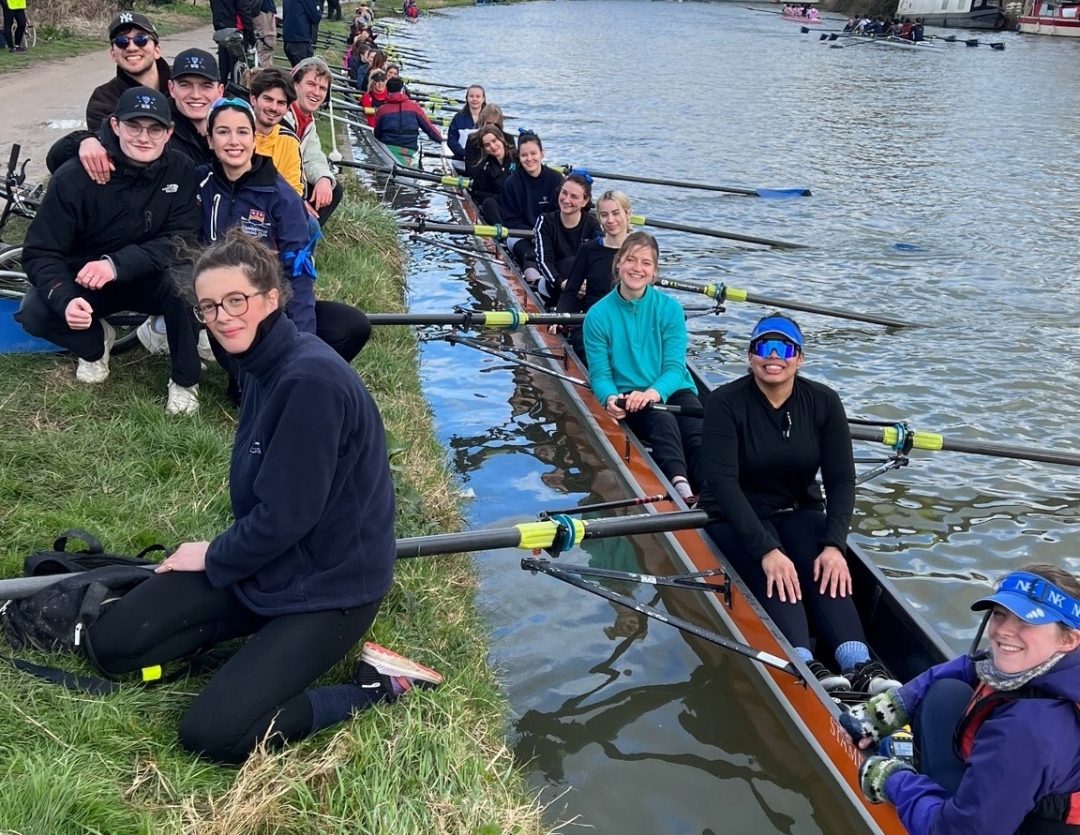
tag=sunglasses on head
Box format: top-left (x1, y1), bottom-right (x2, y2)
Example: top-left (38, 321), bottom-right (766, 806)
top-left (210, 96), bottom-right (254, 114)
top-left (112, 32), bottom-right (156, 48)
top-left (751, 338), bottom-right (800, 359)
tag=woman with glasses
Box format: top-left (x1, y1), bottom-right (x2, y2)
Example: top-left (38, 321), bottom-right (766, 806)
top-left (698, 314), bottom-right (898, 696)
top-left (88, 231), bottom-right (442, 764)
top-left (198, 97), bottom-right (370, 365)
top-left (582, 232), bottom-right (703, 503)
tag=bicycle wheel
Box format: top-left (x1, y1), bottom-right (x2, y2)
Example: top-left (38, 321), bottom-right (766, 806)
top-left (0, 246), bottom-right (143, 355)
top-left (24, 23), bottom-right (36, 49)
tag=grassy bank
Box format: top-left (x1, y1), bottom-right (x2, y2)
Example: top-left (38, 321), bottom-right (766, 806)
top-left (0, 175), bottom-right (545, 833)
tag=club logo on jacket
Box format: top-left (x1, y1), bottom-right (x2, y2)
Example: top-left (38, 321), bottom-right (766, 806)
top-left (249, 440), bottom-right (262, 455)
top-left (240, 209), bottom-right (270, 240)
top-left (162, 183), bottom-right (179, 193)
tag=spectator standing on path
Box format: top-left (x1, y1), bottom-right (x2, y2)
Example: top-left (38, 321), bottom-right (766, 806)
top-left (282, 0), bottom-right (321, 66)
top-left (2, 0), bottom-right (27, 53)
top-left (253, 0), bottom-right (277, 68)
top-left (210, 0), bottom-right (255, 84)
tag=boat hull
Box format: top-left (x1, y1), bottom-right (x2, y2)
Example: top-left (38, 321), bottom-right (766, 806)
top-left (1018, 13), bottom-right (1080, 34)
top-left (896, 0), bottom-right (1009, 29)
top-left (352, 125), bottom-right (953, 835)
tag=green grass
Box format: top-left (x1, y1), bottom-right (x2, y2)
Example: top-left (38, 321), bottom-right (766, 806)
top-left (0, 173), bottom-right (548, 832)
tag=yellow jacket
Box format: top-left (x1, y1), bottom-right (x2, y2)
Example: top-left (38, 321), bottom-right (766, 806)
top-left (253, 125), bottom-right (303, 196)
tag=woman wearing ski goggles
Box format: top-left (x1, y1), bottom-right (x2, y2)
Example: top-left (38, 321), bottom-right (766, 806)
top-left (697, 313), bottom-right (900, 698)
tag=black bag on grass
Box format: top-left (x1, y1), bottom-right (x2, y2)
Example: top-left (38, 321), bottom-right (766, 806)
top-left (0, 529), bottom-right (167, 693)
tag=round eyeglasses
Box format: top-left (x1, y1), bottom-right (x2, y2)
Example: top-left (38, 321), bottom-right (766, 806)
top-left (194, 291), bottom-right (267, 323)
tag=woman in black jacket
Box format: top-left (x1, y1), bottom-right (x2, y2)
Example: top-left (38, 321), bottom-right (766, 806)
top-left (88, 232), bottom-right (442, 764)
top-left (470, 125), bottom-right (516, 212)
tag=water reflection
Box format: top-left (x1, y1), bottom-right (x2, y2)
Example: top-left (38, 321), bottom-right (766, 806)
top-left (353, 4), bottom-right (1080, 830)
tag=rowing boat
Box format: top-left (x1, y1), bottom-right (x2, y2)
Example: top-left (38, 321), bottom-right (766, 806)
top-left (830, 32), bottom-right (943, 49)
top-left (347, 88), bottom-right (951, 835)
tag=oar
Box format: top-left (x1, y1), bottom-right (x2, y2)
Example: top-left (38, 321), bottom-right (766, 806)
top-left (335, 158), bottom-right (472, 189)
top-left (367, 310), bottom-right (586, 327)
top-left (939, 34), bottom-right (1006, 49)
top-left (0, 511), bottom-right (716, 601)
top-left (401, 76), bottom-right (468, 90)
top-left (629, 215), bottom-right (807, 249)
top-left (848, 422), bottom-right (1080, 468)
top-left (656, 278), bottom-right (920, 328)
top-left (554, 164), bottom-right (811, 198)
top-left (397, 220), bottom-right (533, 240)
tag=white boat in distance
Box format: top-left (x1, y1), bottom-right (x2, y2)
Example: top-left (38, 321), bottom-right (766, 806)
top-left (895, 0), bottom-right (1010, 29)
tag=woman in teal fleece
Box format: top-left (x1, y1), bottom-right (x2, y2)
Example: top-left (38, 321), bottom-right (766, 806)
top-left (581, 231), bottom-right (703, 501)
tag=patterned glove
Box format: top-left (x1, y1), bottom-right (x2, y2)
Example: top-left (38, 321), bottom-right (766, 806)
top-left (839, 688), bottom-right (909, 746)
top-left (858, 755), bottom-right (916, 804)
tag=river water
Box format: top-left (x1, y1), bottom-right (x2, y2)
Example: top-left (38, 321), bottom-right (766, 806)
top-left (358, 4), bottom-right (1080, 832)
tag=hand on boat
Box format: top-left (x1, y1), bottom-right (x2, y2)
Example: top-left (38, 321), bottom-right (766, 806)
top-left (813, 546), bottom-right (852, 598)
top-left (857, 755), bottom-right (916, 805)
top-left (761, 549), bottom-right (801, 603)
top-left (838, 689), bottom-right (910, 747)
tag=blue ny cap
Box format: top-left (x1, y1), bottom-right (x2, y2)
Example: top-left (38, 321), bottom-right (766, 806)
top-left (971, 571), bottom-right (1080, 630)
top-left (750, 315), bottom-right (803, 348)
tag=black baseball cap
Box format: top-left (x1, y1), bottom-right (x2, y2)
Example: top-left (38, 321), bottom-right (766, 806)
top-left (108, 11), bottom-right (159, 40)
top-left (171, 48), bottom-right (219, 82)
top-left (114, 86), bottom-right (173, 126)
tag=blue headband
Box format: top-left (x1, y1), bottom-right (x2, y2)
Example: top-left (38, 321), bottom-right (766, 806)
top-left (750, 316), bottom-right (803, 348)
top-left (971, 571), bottom-right (1080, 630)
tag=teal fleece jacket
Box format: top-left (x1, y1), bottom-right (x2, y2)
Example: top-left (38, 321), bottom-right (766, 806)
top-left (582, 283), bottom-right (696, 405)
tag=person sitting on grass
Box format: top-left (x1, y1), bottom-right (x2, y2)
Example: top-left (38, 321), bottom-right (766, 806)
top-left (284, 57), bottom-right (344, 228)
top-left (86, 230), bottom-right (442, 765)
top-left (16, 87), bottom-right (202, 415)
top-left (248, 67), bottom-right (305, 197)
top-left (842, 564), bottom-right (1080, 835)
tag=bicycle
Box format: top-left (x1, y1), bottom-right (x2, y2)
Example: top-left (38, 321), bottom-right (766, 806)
top-left (0, 144), bottom-right (142, 353)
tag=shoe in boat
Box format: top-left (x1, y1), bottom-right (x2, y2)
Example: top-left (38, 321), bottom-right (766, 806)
top-left (807, 660), bottom-right (851, 694)
top-left (847, 660), bottom-right (901, 696)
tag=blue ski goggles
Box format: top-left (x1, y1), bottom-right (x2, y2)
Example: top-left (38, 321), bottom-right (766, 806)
top-left (750, 338), bottom-right (800, 360)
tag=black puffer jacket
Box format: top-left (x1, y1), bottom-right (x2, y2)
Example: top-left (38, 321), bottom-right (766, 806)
top-left (23, 126), bottom-right (199, 318)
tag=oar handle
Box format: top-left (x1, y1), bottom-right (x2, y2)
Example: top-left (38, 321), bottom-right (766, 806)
top-left (656, 278), bottom-right (727, 300)
top-left (614, 398), bottom-right (705, 418)
top-left (366, 310), bottom-right (586, 327)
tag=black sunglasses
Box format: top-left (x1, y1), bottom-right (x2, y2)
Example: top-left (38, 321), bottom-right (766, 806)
top-left (112, 33), bottom-right (156, 48)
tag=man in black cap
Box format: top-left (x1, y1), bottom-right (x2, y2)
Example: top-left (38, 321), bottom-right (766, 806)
top-left (46, 12), bottom-right (170, 183)
top-left (166, 48), bottom-right (225, 165)
top-left (16, 87), bottom-right (203, 416)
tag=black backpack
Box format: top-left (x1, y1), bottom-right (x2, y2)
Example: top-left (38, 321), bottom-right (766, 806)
top-left (0, 529), bottom-right (167, 693)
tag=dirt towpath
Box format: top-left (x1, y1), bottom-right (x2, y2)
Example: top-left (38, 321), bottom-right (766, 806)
top-left (0, 24), bottom-right (217, 184)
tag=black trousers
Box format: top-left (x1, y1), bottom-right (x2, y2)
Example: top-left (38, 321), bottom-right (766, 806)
top-left (2, 6), bottom-right (25, 47)
top-left (305, 180), bottom-right (344, 228)
top-left (89, 571), bottom-right (381, 764)
top-left (15, 274), bottom-right (202, 387)
top-left (706, 508), bottom-right (866, 658)
top-left (283, 40), bottom-right (313, 66)
top-left (622, 388), bottom-right (704, 490)
top-left (913, 678), bottom-right (971, 793)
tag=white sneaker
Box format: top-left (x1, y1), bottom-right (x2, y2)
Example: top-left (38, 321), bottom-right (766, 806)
top-left (136, 316), bottom-right (169, 355)
top-left (197, 329), bottom-right (216, 364)
top-left (165, 381), bottom-right (199, 415)
top-left (76, 321), bottom-right (116, 384)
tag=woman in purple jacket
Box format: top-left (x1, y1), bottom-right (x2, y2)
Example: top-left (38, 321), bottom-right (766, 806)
top-left (842, 563), bottom-right (1080, 835)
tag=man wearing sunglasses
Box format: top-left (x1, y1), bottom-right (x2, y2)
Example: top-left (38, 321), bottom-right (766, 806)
top-left (45, 13), bottom-right (171, 184)
top-left (16, 87), bottom-right (203, 416)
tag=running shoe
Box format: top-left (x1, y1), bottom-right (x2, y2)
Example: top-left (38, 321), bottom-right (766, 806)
top-left (358, 641), bottom-right (443, 696)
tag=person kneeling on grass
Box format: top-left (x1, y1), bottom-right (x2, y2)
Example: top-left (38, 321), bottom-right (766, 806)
top-left (87, 231), bottom-right (442, 765)
top-left (842, 563), bottom-right (1080, 835)
top-left (16, 86), bottom-right (203, 415)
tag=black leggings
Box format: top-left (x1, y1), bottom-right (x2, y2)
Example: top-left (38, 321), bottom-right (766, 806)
top-left (90, 572), bottom-right (380, 764)
top-left (3, 6), bottom-right (25, 48)
top-left (623, 388), bottom-right (704, 491)
top-left (913, 678), bottom-right (971, 793)
top-left (706, 508), bottom-right (866, 658)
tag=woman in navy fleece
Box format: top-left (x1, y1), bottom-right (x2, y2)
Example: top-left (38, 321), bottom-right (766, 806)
top-left (497, 131), bottom-right (563, 281)
top-left (89, 232), bottom-right (441, 764)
